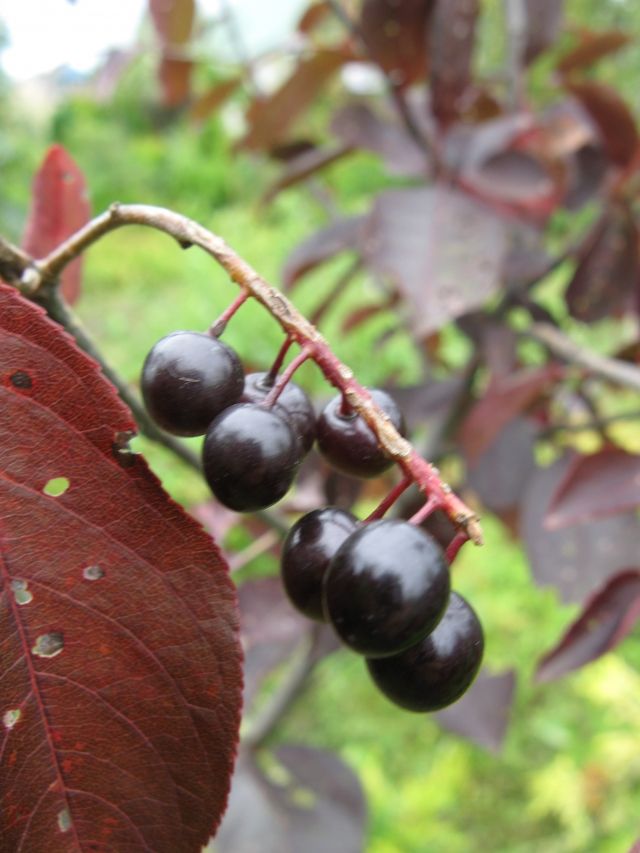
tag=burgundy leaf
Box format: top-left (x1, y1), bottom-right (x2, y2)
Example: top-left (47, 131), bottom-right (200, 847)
top-left (340, 294), bottom-right (398, 333)
top-left (556, 29), bottom-right (632, 76)
top-left (459, 366), bottom-right (559, 463)
top-left (523, 0), bottom-right (564, 64)
top-left (565, 203), bottom-right (638, 321)
top-left (189, 77), bottom-right (241, 124)
top-left (566, 81), bottom-right (639, 169)
top-left (360, 0), bottom-right (433, 88)
top-left (158, 56), bottom-right (193, 107)
top-left (22, 146), bottom-right (90, 305)
top-left (149, 0), bottom-right (195, 45)
top-left (436, 669), bottom-right (516, 752)
top-left (240, 50), bottom-right (350, 151)
top-left (536, 569), bottom-right (640, 682)
top-left (217, 745), bottom-right (366, 853)
top-left (429, 0), bottom-right (479, 128)
top-left (263, 143), bottom-right (354, 204)
top-left (282, 216), bottom-right (365, 290)
top-left (389, 376), bottom-right (467, 433)
top-left (298, 1), bottom-right (331, 34)
top-left (0, 284), bottom-right (242, 850)
top-left (520, 455), bottom-right (640, 603)
top-left (546, 447), bottom-right (640, 529)
top-left (331, 103), bottom-right (429, 177)
top-left (361, 185), bottom-right (508, 338)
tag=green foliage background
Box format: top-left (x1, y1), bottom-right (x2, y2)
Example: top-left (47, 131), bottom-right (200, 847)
top-left (1, 2), bottom-right (640, 850)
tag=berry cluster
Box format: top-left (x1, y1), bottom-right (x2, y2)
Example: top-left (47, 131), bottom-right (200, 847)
top-left (141, 327), bottom-right (483, 712)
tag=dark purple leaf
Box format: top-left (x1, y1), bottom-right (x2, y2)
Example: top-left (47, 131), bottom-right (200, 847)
top-left (361, 185), bottom-right (508, 338)
top-left (436, 669), bottom-right (516, 752)
top-left (536, 569), bottom-right (640, 682)
top-left (546, 447), bottom-right (640, 529)
top-left (523, 0), bottom-right (564, 64)
top-left (566, 81), bottom-right (639, 169)
top-left (360, 0), bottom-right (433, 88)
top-left (466, 417), bottom-right (538, 514)
top-left (332, 103), bottom-right (428, 177)
top-left (340, 294), bottom-right (398, 333)
top-left (459, 366), bottom-right (559, 463)
top-left (563, 143), bottom-right (608, 210)
top-left (520, 455), bottom-right (640, 603)
top-left (263, 143), bottom-right (354, 204)
top-left (217, 746), bottom-right (367, 853)
top-left (556, 29), bottom-right (632, 76)
top-left (240, 50), bottom-right (350, 151)
top-left (429, 0), bottom-right (479, 127)
top-left (565, 203), bottom-right (638, 321)
top-left (189, 77), bottom-right (241, 124)
top-left (298, 1), bottom-right (331, 34)
top-left (282, 216), bottom-right (365, 289)
top-left (389, 376), bottom-right (467, 432)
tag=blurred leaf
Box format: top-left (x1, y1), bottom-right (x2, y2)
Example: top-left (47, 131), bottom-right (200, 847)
top-left (298, 1), bottom-right (331, 34)
top-left (240, 50), bottom-right (350, 151)
top-left (22, 145), bottom-right (90, 305)
top-left (429, 0), bottom-right (479, 127)
top-left (340, 293), bottom-right (399, 333)
top-left (536, 570), bottom-right (640, 682)
top-left (523, 0), bottom-right (564, 64)
top-left (565, 203), bottom-right (638, 322)
top-left (263, 143), bottom-right (354, 204)
top-left (361, 185), bottom-right (508, 338)
top-left (459, 366), bottom-right (559, 463)
top-left (149, 0), bottom-right (195, 45)
top-left (389, 376), bottom-right (467, 433)
top-left (282, 216), bottom-right (365, 289)
top-left (546, 447), bottom-right (640, 529)
top-left (520, 455), bottom-right (640, 603)
top-left (436, 669), bottom-right (516, 752)
top-left (217, 746), bottom-right (367, 853)
top-left (360, 0), bottom-right (433, 88)
top-left (189, 77), bottom-right (241, 124)
top-left (158, 55), bottom-right (193, 107)
top-left (566, 81), bottom-right (638, 169)
top-left (556, 29), bottom-right (632, 76)
top-left (332, 103), bottom-right (428, 177)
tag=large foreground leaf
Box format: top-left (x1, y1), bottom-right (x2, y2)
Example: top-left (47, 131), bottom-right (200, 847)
top-left (0, 284), bottom-right (242, 852)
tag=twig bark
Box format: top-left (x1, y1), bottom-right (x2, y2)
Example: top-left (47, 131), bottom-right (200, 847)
top-left (30, 203), bottom-right (482, 544)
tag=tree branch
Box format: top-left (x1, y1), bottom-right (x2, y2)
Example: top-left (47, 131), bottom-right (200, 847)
top-left (528, 323), bottom-right (640, 393)
top-left (30, 203), bottom-right (482, 543)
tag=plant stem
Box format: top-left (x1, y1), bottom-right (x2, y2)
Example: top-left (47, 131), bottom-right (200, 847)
top-left (365, 477), bottom-right (412, 522)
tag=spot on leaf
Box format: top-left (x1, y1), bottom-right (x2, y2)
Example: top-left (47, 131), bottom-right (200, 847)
top-left (3, 708), bottom-right (22, 729)
top-left (11, 578), bottom-right (33, 605)
top-left (32, 632), bottom-right (64, 658)
top-left (43, 477), bottom-right (70, 497)
top-left (57, 808), bottom-right (72, 832)
top-left (82, 564), bottom-right (105, 581)
top-left (10, 371), bottom-right (33, 389)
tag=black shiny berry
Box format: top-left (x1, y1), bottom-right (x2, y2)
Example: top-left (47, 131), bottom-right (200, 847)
top-left (316, 389), bottom-right (405, 478)
top-left (323, 519), bottom-right (450, 658)
top-left (242, 371), bottom-right (315, 454)
top-left (202, 404), bottom-right (301, 511)
top-left (366, 592), bottom-right (484, 712)
top-left (141, 331), bottom-right (243, 436)
top-left (281, 507), bottom-right (359, 621)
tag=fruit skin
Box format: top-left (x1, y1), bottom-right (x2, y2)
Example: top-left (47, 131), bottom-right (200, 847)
top-left (242, 371), bottom-right (315, 454)
top-left (141, 331), bottom-right (244, 436)
top-left (281, 507), bottom-right (359, 621)
top-left (202, 403), bottom-right (301, 512)
top-left (323, 519), bottom-right (450, 658)
top-left (316, 389), bottom-right (405, 478)
top-left (366, 592), bottom-right (484, 712)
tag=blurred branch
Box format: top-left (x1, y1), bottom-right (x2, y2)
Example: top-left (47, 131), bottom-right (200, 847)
top-left (542, 409), bottom-right (640, 437)
top-left (528, 323), bottom-right (640, 393)
top-left (504, 0), bottom-right (527, 110)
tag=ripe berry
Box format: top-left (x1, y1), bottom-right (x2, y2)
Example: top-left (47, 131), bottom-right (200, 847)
top-left (316, 389), bottom-right (405, 478)
top-left (141, 331), bottom-right (243, 436)
top-left (202, 404), bottom-right (301, 511)
top-left (366, 592), bottom-right (483, 712)
top-left (242, 371), bottom-right (315, 454)
top-left (323, 519), bottom-right (450, 658)
top-left (281, 507), bottom-right (358, 621)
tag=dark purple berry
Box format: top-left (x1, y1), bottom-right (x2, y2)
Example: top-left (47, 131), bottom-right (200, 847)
top-left (202, 404), bottom-right (301, 511)
top-left (366, 592), bottom-right (483, 712)
top-left (316, 389), bottom-right (405, 478)
top-left (323, 519), bottom-right (450, 658)
top-left (141, 331), bottom-right (243, 436)
top-left (242, 371), bottom-right (315, 454)
top-left (281, 507), bottom-right (359, 621)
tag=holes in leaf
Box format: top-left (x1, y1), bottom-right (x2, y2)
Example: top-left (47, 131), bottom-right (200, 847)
top-left (3, 708), bottom-right (21, 729)
top-left (82, 564), bottom-right (104, 581)
top-left (9, 371), bottom-right (33, 390)
top-left (32, 632), bottom-right (64, 658)
top-left (11, 578), bottom-right (33, 605)
top-left (43, 477), bottom-right (70, 497)
top-left (57, 808), bottom-right (72, 833)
